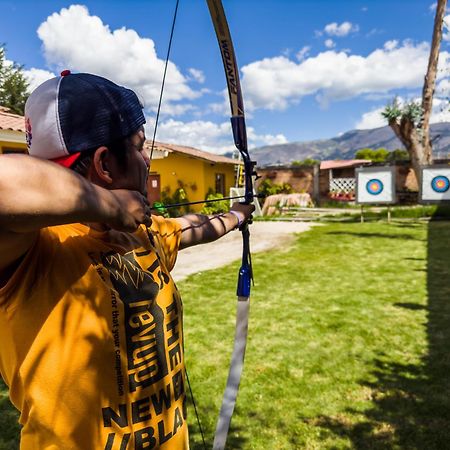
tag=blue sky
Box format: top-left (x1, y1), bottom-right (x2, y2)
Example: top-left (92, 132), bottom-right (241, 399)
top-left (1, 0), bottom-right (449, 153)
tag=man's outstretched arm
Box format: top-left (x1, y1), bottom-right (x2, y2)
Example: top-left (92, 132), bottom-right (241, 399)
top-left (176, 202), bottom-right (254, 249)
top-left (0, 154), bottom-right (149, 273)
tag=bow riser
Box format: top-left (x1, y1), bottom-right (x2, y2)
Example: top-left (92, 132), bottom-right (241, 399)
top-left (230, 116), bottom-right (248, 156)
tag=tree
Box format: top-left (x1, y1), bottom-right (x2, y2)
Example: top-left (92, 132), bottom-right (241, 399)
top-left (387, 149), bottom-right (410, 162)
top-left (0, 46), bottom-right (29, 115)
top-left (355, 148), bottom-right (373, 160)
top-left (355, 147), bottom-right (389, 162)
top-left (291, 158), bottom-right (319, 166)
top-left (382, 0), bottom-right (447, 180)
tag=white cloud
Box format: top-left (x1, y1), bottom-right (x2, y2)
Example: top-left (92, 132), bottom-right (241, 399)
top-left (366, 28), bottom-right (384, 38)
top-left (207, 100), bottom-right (229, 116)
top-left (36, 4), bottom-right (199, 115)
top-left (430, 2), bottom-right (437, 12)
top-left (324, 22), bottom-right (359, 37)
top-left (188, 68), bottom-right (205, 84)
top-left (3, 57), bottom-right (54, 93)
top-left (148, 118), bottom-right (287, 154)
top-left (384, 40), bottom-right (399, 51)
top-left (355, 106), bottom-right (387, 129)
top-left (436, 77), bottom-right (450, 95)
top-left (3, 59), bottom-right (13, 69)
top-left (324, 39), bottom-right (336, 49)
top-left (443, 14), bottom-right (450, 41)
top-left (23, 68), bottom-right (55, 92)
top-left (248, 129), bottom-right (288, 147)
top-left (241, 40), bottom-right (435, 111)
top-left (429, 97), bottom-right (450, 123)
top-left (296, 46), bottom-right (311, 61)
top-left (355, 96), bottom-right (450, 130)
top-left (363, 93), bottom-right (395, 101)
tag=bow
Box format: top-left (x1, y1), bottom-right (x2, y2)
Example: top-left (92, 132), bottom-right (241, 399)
top-left (150, 2), bottom-right (255, 447)
top-left (206, 1), bottom-right (255, 448)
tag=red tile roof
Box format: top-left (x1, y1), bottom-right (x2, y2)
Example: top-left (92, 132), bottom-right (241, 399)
top-left (320, 159), bottom-right (372, 170)
top-left (145, 141), bottom-right (240, 165)
top-left (0, 108), bottom-right (26, 132)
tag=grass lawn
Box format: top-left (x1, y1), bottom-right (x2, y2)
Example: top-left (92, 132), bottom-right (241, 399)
top-left (1, 220), bottom-right (450, 449)
top-left (182, 220), bottom-right (450, 449)
top-left (0, 378), bottom-right (20, 449)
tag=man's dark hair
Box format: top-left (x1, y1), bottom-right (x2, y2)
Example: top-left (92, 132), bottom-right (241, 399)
top-left (71, 135), bottom-right (133, 177)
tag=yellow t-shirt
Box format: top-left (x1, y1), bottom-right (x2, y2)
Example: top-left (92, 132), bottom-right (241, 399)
top-left (0, 217), bottom-right (189, 450)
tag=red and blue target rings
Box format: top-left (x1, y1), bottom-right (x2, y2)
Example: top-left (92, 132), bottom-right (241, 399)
top-left (366, 179), bottom-right (384, 195)
top-left (431, 175), bottom-right (450, 193)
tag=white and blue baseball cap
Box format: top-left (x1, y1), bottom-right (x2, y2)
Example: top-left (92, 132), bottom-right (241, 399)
top-left (25, 71), bottom-right (146, 167)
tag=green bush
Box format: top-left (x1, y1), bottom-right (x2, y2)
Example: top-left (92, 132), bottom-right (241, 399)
top-left (291, 158), bottom-right (319, 166)
top-left (159, 187), bottom-right (191, 217)
top-left (200, 193), bottom-right (229, 214)
top-left (355, 148), bottom-right (390, 162)
top-left (257, 179), bottom-right (293, 201)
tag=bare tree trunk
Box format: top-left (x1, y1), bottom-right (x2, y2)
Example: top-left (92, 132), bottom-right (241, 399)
top-left (422, 0), bottom-right (448, 162)
top-left (389, 117), bottom-right (424, 178)
top-left (387, 0), bottom-right (447, 183)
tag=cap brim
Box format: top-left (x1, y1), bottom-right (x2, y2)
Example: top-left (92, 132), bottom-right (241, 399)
top-left (51, 152), bottom-right (82, 168)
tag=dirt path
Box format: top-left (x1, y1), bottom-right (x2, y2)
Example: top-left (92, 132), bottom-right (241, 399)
top-left (171, 221), bottom-right (316, 281)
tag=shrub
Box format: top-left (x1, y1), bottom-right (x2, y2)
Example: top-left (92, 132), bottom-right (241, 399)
top-left (201, 193), bottom-right (229, 214)
top-left (257, 179), bottom-right (293, 201)
top-left (159, 187), bottom-right (191, 217)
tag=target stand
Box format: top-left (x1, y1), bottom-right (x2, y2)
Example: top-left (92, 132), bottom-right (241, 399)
top-left (356, 166), bottom-right (396, 222)
top-left (420, 165), bottom-right (450, 204)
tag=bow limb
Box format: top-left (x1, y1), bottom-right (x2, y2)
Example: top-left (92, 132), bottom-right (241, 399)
top-left (206, 1), bottom-right (254, 448)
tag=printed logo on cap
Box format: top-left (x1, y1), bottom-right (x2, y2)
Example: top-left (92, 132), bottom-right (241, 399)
top-left (366, 178), bottom-right (384, 195)
top-left (25, 117), bottom-right (32, 149)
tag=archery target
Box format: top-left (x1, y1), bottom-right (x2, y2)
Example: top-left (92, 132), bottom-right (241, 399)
top-left (431, 175), bottom-right (450, 193)
top-left (366, 179), bottom-right (384, 195)
top-left (420, 167), bottom-right (450, 202)
top-left (356, 167), bottom-right (395, 204)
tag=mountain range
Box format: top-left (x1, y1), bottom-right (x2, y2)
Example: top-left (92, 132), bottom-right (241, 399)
top-left (246, 122), bottom-right (450, 167)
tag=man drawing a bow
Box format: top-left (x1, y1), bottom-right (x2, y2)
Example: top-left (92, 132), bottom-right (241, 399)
top-left (0, 72), bottom-right (253, 449)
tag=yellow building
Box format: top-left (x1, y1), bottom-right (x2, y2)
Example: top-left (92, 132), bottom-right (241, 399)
top-left (0, 109), bottom-right (241, 211)
top-left (0, 107), bottom-right (27, 154)
top-left (145, 141), bottom-right (241, 211)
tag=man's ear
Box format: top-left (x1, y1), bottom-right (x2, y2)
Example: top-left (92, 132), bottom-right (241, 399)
top-left (92, 146), bottom-right (113, 184)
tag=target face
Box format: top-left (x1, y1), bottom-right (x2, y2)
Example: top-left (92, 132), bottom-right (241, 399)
top-left (431, 175), bottom-right (450, 193)
top-left (366, 179), bottom-right (384, 195)
top-left (356, 167), bottom-right (395, 204)
top-left (420, 167), bottom-right (450, 202)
